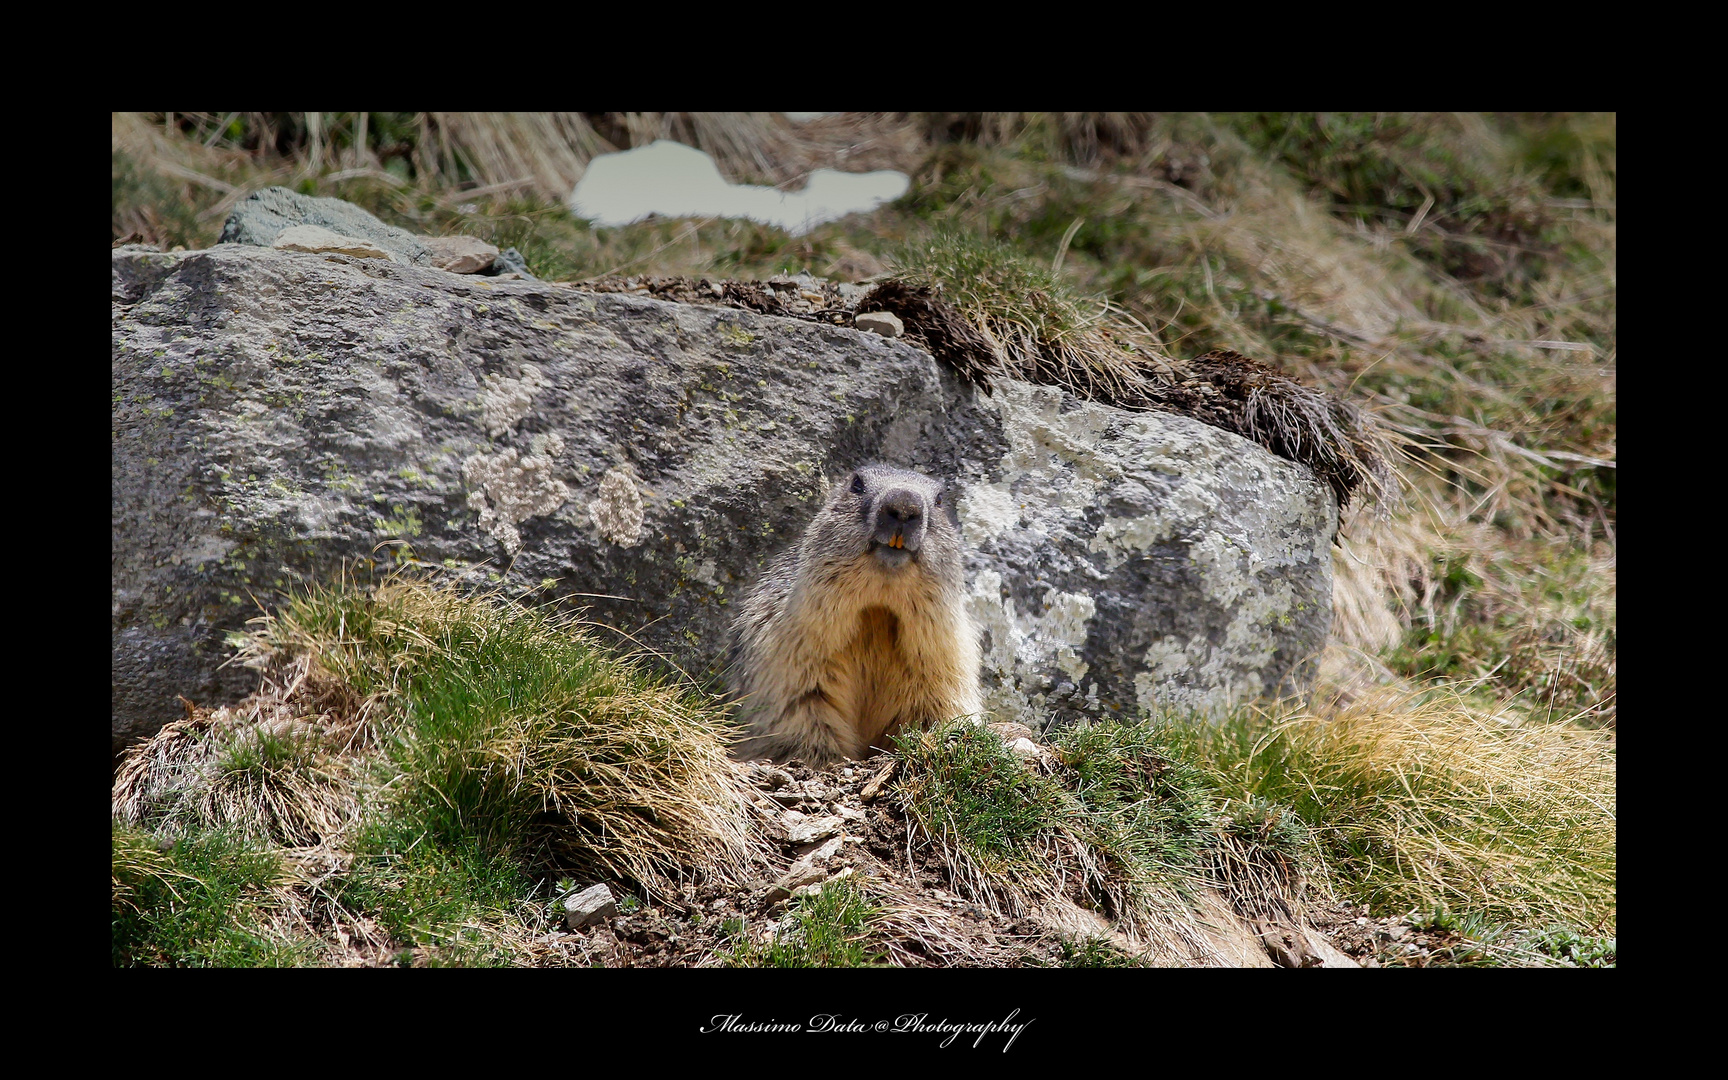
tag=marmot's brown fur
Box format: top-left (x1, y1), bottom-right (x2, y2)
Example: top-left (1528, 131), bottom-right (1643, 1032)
top-left (729, 464), bottom-right (982, 763)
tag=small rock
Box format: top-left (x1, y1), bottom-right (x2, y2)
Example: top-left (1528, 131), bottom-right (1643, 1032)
top-left (854, 311), bottom-right (904, 338)
top-left (422, 235), bottom-right (500, 274)
top-left (563, 883), bottom-right (618, 930)
top-left (786, 814), bottom-right (845, 845)
top-left (765, 835), bottom-right (845, 903)
top-left (484, 247), bottom-right (537, 280)
top-left (219, 186), bottom-right (431, 263)
top-left (273, 224), bottom-right (394, 261)
top-left (755, 765), bottom-right (795, 790)
top-left (860, 760), bottom-right (898, 801)
top-left (791, 866), bottom-right (854, 900)
top-left (989, 722), bottom-right (1040, 743)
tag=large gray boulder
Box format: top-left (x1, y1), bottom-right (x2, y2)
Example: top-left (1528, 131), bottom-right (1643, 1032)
top-left (111, 243), bottom-right (1334, 755)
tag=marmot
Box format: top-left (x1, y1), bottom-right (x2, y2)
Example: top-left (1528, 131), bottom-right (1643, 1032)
top-left (729, 464), bottom-right (982, 763)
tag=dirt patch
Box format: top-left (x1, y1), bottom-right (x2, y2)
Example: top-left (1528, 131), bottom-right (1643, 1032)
top-left (500, 752), bottom-right (1365, 968)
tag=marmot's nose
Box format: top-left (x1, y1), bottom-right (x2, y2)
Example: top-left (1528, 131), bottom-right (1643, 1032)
top-left (878, 489), bottom-right (924, 524)
top-left (875, 489), bottom-right (927, 551)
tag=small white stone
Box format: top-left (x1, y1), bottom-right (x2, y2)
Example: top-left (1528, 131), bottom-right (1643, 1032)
top-left (563, 883), bottom-right (618, 930)
top-left (854, 311), bottom-right (904, 338)
top-left (785, 814), bottom-right (845, 845)
top-left (421, 234), bottom-right (500, 274)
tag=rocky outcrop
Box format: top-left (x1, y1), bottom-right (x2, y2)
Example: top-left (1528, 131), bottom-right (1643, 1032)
top-left (111, 241), bottom-right (1333, 754)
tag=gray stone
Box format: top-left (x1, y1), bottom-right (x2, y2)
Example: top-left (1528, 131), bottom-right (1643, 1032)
top-left (484, 246), bottom-right (536, 280)
top-left (757, 766), bottom-right (795, 790)
top-left (218, 186), bottom-right (432, 266)
top-left (766, 835), bottom-right (845, 902)
top-left (422, 235), bottom-right (500, 275)
top-left (563, 883), bottom-right (618, 930)
top-left (784, 813), bottom-right (845, 845)
top-left (110, 241), bottom-right (1334, 753)
top-left (791, 866), bottom-right (853, 900)
top-left (853, 310), bottom-right (903, 338)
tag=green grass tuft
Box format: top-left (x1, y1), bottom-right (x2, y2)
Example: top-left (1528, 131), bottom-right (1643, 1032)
top-left (112, 823), bottom-right (310, 967)
top-left (894, 718), bottom-right (1308, 944)
top-left (338, 816), bottom-right (532, 962)
top-left (1053, 936), bottom-right (1152, 968)
top-left (722, 877), bottom-right (885, 968)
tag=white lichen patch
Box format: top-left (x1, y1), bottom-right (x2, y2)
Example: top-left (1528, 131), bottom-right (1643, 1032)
top-left (589, 467), bottom-right (646, 548)
top-left (1042, 589), bottom-right (1096, 681)
top-left (957, 482), bottom-right (1020, 544)
top-left (462, 432), bottom-right (568, 556)
top-left (966, 570), bottom-right (1099, 724)
top-left (1088, 505), bottom-right (1177, 570)
top-left (177, 534), bottom-right (234, 567)
top-left (478, 362), bottom-right (546, 437)
top-left (1132, 611), bottom-right (1282, 717)
top-left (988, 382), bottom-right (1119, 509)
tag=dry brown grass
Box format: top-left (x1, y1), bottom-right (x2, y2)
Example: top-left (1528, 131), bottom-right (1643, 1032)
top-left (1189, 671), bottom-right (1617, 931)
top-left (112, 651), bottom-right (370, 851)
top-left (870, 239), bottom-right (1399, 512)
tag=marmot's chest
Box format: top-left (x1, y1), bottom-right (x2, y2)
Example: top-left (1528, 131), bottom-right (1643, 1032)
top-left (824, 606), bottom-right (917, 749)
top-left (850, 606), bottom-right (902, 666)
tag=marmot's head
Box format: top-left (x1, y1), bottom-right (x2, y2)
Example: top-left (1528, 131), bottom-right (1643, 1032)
top-left (814, 463), bottom-right (958, 573)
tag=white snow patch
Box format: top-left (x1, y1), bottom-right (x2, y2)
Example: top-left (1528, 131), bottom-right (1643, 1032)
top-left (569, 140), bottom-right (909, 236)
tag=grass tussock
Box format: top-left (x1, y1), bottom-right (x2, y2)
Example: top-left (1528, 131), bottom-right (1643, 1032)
top-left (892, 718), bottom-right (1300, 962)
top-left (112, 694), bottom-right (361, 848)
top-left (1167, 683), bottom-right (1616, 931)
top-left (250, 577), bottom-right (766, 896)
top-left (870, 233), bottom-right (1398, 512)
top-left (114, 575), bottom-right (769, 965)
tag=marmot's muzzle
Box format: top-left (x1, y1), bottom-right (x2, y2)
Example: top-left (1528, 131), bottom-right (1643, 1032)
top-left (872, 488), bottom-right (927, 557)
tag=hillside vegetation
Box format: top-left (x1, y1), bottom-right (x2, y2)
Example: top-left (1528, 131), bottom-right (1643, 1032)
top-left (112, 112), bottom-right (1615, 967)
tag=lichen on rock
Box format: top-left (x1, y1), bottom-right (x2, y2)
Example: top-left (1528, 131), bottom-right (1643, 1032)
top-left (479, 363), bottom-right (547, 438)
top-left (462, 433), bottom-right (569, 556)
top-left (589, 468), bottom-right (646, 548)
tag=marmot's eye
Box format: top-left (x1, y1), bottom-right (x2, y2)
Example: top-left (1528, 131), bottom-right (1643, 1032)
top-left (850, 474), bottom-right (865, 494)
top-left (935, 491), bottom-right (943, 506)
